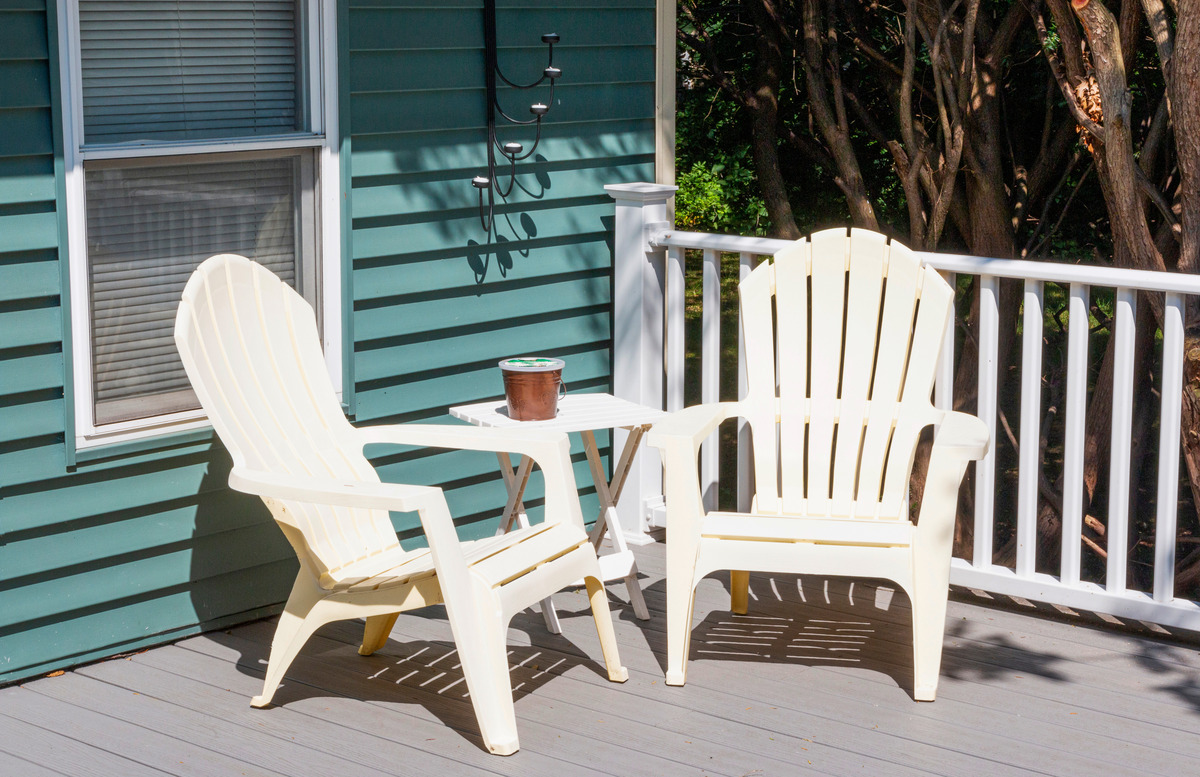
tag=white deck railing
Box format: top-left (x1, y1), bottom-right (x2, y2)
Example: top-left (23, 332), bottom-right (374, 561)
top-left (607, 183), bottom-right (1200, 632)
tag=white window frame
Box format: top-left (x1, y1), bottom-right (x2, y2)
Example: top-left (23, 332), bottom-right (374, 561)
top-left (57, 0), bottom-right (343, 450)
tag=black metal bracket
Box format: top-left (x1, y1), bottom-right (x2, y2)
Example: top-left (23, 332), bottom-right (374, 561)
top-left (472, 0), bottom-right (560, 235)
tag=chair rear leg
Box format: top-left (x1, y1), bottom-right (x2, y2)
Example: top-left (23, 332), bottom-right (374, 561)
top-left (359, 613), bottom-right (400, 656)
top-left (252, 574), bottom-right (329, 707)
top-left (730, 570), bottom-right (750, 614)
top-left (584, 576), bottom-right (629, 682)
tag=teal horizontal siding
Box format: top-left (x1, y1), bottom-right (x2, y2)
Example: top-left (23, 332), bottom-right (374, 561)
top-left (0, 209), bottom-right (58, 252)
top-left (0, 350), bottom-right (62, 395)
top-left (0, 107), bottom-right (53, 157)
top-left (349, 46), bottom-right (653, 94)
top-left (0, 252), bottom-right (59, 301)
top-left (0, 521), bottom-right (292, 630)
top-left (351, 120), bottom-right (652, 176)
top-left (0, 396), bottom-right (63, 443)
top-left (0, 561), bottom-right (294, 682)
top-left (351, 81), bottom-right (653, 135)
top-left (0, 156), bottom-right (56, 205)
top-left (356, 309), bottom-right (607, 381)
top-left (3, 491), bottom-right (269, 580)
top-left (0, 8), bottom-right (48, 60)
top-left (0, 59), bottom-right (50, 108)
top-left (0, 440), bottom-right (65, 490)
top-left (354, 271), bottom-right (610, 340)
top-left (352, 159), bottom-right (652, 220)
top-left (3, 450), bottom-right (225, 535)
top-left (352, 237), bottom-right (612, 301)
top-left (0, 304), bottom-right (62, 349)
top-left (348, 6), bottom-right (653, 52)
top-left (0, 0), bottom-right (655, 685)
top-left (350, 199), bottom-right (619, 259)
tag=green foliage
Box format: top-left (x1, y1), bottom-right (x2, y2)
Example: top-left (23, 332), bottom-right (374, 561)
top-left (675, 162), bottom-right (732, 231)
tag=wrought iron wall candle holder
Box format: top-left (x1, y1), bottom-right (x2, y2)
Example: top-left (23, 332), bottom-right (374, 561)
top-left (471, 0), bottom-right (561, 235)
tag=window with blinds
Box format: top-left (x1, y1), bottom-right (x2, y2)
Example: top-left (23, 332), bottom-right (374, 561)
top-left (69, 0), bottom-right (323, 435)
top-left (86, 154), bottom-right (315, 425)
top-left (78, 0), bottom-right (303, 144)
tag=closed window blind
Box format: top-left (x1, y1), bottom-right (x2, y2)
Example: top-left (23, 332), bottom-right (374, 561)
top-left (79, 0), bottom-right (301, 144)
top-left (86, 155), bottom-right (306, 425)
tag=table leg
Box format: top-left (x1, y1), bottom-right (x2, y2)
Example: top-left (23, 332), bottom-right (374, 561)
top-left (495, 452), bottom-right (561, 634)
top-left (496, 452), bottom-right (534, 534)
top-left (581, 430), bottom-right (651, 620)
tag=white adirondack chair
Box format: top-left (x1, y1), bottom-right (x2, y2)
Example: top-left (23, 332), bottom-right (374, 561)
top-left (173, 254), bottom-right (627, 755)
top-left (647, 229), bottom-right (988, 700)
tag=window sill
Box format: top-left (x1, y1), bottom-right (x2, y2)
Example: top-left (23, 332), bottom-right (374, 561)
top-left (73, 426), bottom-right (215, 467)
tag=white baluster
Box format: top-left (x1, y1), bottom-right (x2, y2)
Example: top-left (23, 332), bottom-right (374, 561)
top-left (1061, 283), bottom-right (1090, 587)
top-left (1016, 280), bottom-right (1044, 578)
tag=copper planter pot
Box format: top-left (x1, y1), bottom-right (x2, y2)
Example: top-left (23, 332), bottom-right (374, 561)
top-left (499, 357), bottom-right (565, 421)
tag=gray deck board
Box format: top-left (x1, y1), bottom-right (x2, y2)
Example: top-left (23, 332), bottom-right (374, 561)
top-left (0, 749), bottom-right (67, 777)
top-left (3, 540), bottom-right (1199, 776)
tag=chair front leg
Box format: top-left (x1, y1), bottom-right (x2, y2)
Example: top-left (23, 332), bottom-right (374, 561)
top-left (451, 584), bottom-right (520, 755)
top-left (252, 571), bottom-right (330, 707)
top-left (910, 449), bottom-right (973, 701)
top-left (664, 537), bottom-right (699, 686)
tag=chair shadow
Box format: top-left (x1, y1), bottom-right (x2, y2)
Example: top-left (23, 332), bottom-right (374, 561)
top-left (209, 611), bottom-right (599, 753)
top-left (641, 572), bottom-right (923, 697)
top-left (637, 572), bottom-right (1103, 701)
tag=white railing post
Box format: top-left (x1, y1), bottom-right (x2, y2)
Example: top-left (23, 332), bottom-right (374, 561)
top-left (606, 183), bottom-right (676, 543)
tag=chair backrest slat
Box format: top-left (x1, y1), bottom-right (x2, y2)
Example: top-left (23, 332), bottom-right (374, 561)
top-left (175, 255), bottom-right (402, 581)
top-left (774, 240), bottom-right (809, 514)
top-left (740, 232), bottom-right (951, 520)
top-left (803, 229), bottom-right (849, 513)
top-left (855, 239), bottom-right (923, 510)
top-left (830, 230), bottom-right (887, 516)
top-left (740, 262), bottom-right (782, 513)
top-left (879, 265), bottom-right (954, 515)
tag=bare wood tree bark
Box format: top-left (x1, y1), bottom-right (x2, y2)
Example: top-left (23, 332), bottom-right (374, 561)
top-left (800, 0), bottom-right (878, 229)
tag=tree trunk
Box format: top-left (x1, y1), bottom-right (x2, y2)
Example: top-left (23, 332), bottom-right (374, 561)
top-left (800, 0), bottom-right (879, 229)
top-left (744, 0), bottom-right (801, 239)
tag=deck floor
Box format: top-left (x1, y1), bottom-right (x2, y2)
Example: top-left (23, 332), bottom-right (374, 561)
top-left (4, 539), bottom-right (1200, 776)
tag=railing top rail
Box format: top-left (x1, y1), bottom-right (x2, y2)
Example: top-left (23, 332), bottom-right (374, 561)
top-left (652, 229), bottom-right (1200, 296)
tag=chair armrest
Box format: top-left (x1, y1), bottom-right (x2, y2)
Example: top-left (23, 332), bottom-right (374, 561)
top-left (645, 402), bottom-right (741, 454)
top-left (229, 466), bottom-right (445, 513)
top-left (931, 411), bottom-right (990, 460)
top-left (645, 403), bottom-right (741, 540)
top-left (356, 423), bottom-right (585, 530)
top-left (914, 411), bottom-right (989, 551)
